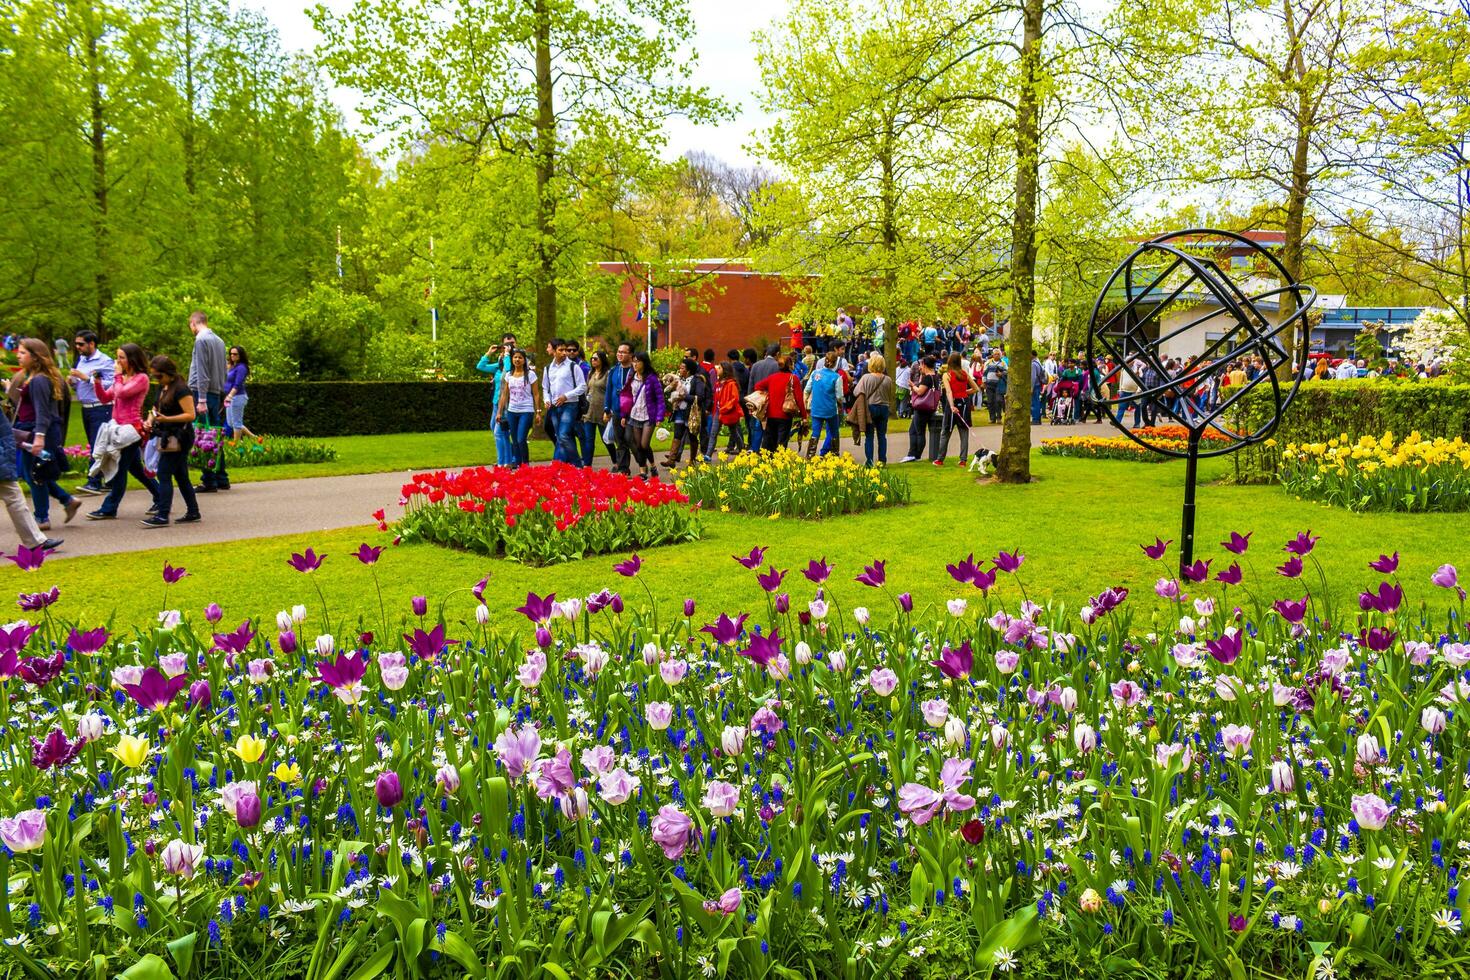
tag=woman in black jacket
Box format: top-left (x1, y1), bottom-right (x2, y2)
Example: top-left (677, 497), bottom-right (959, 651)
top-left (7, 339), bottom-right (79, 529)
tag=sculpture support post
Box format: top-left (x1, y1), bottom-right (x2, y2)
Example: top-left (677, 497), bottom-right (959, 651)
top-left (1180, 431), bottom-right (1200, 575)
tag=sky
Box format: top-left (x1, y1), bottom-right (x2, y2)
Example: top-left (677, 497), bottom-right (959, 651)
top-left (252, 0), bottom-right (785, 167)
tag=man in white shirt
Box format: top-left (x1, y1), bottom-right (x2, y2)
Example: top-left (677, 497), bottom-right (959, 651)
top-left (1334, 358), bottom-right (1357, 380)
top-left (67, 330), bottom-right (115, 495)
top-left (542, 339), bottom-right (588, 465)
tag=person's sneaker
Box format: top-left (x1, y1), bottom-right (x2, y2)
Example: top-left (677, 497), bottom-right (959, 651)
top-left (74, 485), bottom-right (104, 496)
top-left (39, 538), bottom-right (62, 551)
top-left (899, 456), bottom-right (916, 463)
top-left (175, 512), bottom-right (202, 524)
top-left (140, 516), bottom-right (169, 528)
top-left (958, 457), bottom-right (968, 466)
top-left (86, 511), bottom-right (115, 520)
top-left (216, 483), bottom-right (231, 490)
top-left (193, 485), bottom-right (218, 494)
top-left (932, 459), bottom-right (944, 466)
top-left (64, 498), bottom-right (81, 523)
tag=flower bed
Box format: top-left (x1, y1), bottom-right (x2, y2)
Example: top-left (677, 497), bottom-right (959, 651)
top-left (675, 448), bottom-right (910, 518)
top-left (1041, 426), bottom-right (1231, 462)
top-left (397, 461), bottom-right (701, 564)
top-left (1279, 431), bottom-right (1470, 511)
top-left (0, 533), bottom-right (1466, 977)
top-left (64, 434), bottom-right (337, 470)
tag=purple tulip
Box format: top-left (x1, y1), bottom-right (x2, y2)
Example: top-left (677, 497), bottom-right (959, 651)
top-left (30, 728), bottom-right (82, 770)
top-left (946, 554), bottom-right (982, 586)
top-left (613, 554), bottom-right (642, 577)
top-left (1214, 563), bottom-right (1242, 586)
top-left (65, 627), bottom-right (109, 655)
top-left (610, 594), bottom-right (624, 614)
top-left (404, 624), bottom-right (450, 662)
top-left (472, 575), bottom-right (490, 601)
top-left (1141, 537), bottom-right (1170, 560)
top-left (898, 593), bottom-right (913, 612)
top-left (855, 560), bottom-right (887, 588)
top-left (18, 652), bottom-right (64, 687)
top-left (738, 629), bottom-right (783, 668)
top-left (993, 551), bottom-right (1025, 574)
top-left (1432, 564), bottom-right (1459, 589)
top-left (235, 791), bottom-right (262, 829)
top-left (1369, 552), bottom-right (1399, 574)
top-left (535, 625), bottom-right (552, 649)
top-left (0, 809), bottom-right (46, 853)
top-left (756, 567), bottom-right (786, 593)
top-left (493, 725), bottom-right (542, 780)
top-left (1283, 531), bottom-right (1318, 556)
top-left (286, 548), bottom-right (325, 573)
top-left (121, 666), bottom-right (190, 712)
top-left (515, 592), bottom-right (556, 624)
top-left (277, 630), bottom-right (298, 654)
top-left (1205, 630), bottom-right (1242, 664)
top-left (801, 558), bottom-right (832, 584)
top-left (932, 641), bottom-right (974, 679)
top-left (162, 562), bottom-right (189, 584)
top-left (16, 586), bottom-right (60, 611)
top-left (1273, 597), bottom-right (1308, 624)
top-left (1221, 531), bottom-right (1251, 555)
top-left (1180, 559), bottom-right (1211, 583)
top-left (1277, 556), bottom-right (1303, 579)
top-left (650, 805), bottom-right (695, 860)
top-left (1359, 582), bottom-right (1403, 614)
top-left (411, 595), bottom-right (428, 617)
top-left (4, 546), bottom-right (46, 572)
top-left (1360, 627), bottom-right (1397, 652)
top-left (213, 621), bottom-right (256, 657)
top-left (1087, 587), bottom-right (1129, 616)
top-left (354, 543), bottom-right (383, 565)
top-left (317, 651), bottom-right (370, 692)
top-left (0, 623), bottom-right (40, 659)
top-left (699, 613), bottom-right (749, 646)
top-left (683, 599), bottom-right (696, 618)
top-left (375, 771), bottom-right (403, 808)
top-left (733, 546), bottom-right (767, 570)
top-left (188, 679), bottom-right (212, 711)
top-left (972, 568), bottom-right (997, 593)
top-left (773, 593), bottom-right (789, 615)
top-left (1351, 792), bottom-right (1393, 830)
top-left (202, 602), bottom-right (223, 624)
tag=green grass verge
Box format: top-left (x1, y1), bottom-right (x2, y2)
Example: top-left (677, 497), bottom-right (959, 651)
top-left (18, 455), bottom-right (1466, 632)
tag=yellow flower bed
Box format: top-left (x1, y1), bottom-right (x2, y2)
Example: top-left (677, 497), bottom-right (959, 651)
top-left (1039, 435), bottom-right (1174, 462)
top-left (1279, 431), bottom-right (1470, 512)
top-left (675, 448), bottom-right (911, 519)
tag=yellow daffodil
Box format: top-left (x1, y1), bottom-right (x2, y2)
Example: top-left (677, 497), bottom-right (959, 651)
top-left (230, 734), bottom-right (268, 763)
top-left (110, 733), bottom-right (151, 769)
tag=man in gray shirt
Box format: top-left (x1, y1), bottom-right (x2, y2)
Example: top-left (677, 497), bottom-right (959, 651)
top-left (187, 311), bottom-right (230, 491)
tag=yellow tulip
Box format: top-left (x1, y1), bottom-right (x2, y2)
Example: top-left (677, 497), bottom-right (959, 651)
top-left (110, 733), bottom-right (151, 769)
top-left (273, 762), bottom-right (302, 784)
top-left (231, 734), bottom-right (268, 764)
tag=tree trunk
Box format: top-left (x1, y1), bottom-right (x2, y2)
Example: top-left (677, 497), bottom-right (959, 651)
top-left (879, 134), bottom-right (898, 379)
top-left (533, 0), bottom-right (558, 352)
top-left (996, 0), bottom-right (1042, 484)
top-left (87, 25), bottom-right (111, 334)
top-left (181, 0), bottom-right (197, 200)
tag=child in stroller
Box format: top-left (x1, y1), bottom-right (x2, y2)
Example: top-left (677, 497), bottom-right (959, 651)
top-left (1049, 379), bottom-right (1078, 424)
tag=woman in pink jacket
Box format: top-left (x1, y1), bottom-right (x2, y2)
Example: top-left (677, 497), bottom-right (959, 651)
top-left (87, 344), bottom-right (161, 520)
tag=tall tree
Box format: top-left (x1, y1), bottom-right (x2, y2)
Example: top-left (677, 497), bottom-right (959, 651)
top-left (312, 0), bottom-right (727, 353)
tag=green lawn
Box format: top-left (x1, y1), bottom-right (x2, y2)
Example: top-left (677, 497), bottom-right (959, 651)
top-left (17, 454), bottom-right (1468, 632)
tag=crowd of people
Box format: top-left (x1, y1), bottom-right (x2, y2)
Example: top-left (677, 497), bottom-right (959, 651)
top-left (0, 312), bottom-right (251, 553)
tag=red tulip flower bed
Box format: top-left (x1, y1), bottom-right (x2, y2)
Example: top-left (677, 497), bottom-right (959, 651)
top-left (397, 462), bottom-right (702, 564)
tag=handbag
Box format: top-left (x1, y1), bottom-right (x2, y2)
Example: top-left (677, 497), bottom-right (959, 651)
top-left (781, 381), bottom-right (797, 416)
top-left (911, 381), bottom-right (940, 412)
top-left (743, 389), bottom-right (768, 421)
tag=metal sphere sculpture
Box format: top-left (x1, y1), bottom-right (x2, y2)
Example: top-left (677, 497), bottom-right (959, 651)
top-left (1084, 229), bottom-right (1317, 570)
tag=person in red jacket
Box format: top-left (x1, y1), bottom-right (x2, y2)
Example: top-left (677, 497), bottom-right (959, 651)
top-left (714, 361), bottom-right (745, 453)
top-left (754, 353), bottom-right (806, 452)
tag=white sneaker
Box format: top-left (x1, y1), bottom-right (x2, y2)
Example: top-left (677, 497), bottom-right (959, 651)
top-left (899, 456), bottom-right (917, 463)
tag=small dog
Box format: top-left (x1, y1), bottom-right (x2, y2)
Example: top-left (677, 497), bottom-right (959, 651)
top-left (969, 448), bottom-right (996, 475)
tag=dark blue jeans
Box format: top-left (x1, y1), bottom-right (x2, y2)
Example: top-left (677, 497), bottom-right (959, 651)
top-left (579, 420), bottom-right (600, 467)
top-left (548, 403), bottom-right (579, 464)
top-left (80, 404), bottom-right (112, 486)
top-left (195, 391), bottom-right (229, 488)
top-left (98, 442), bottom-right (160, 516)
top-left (865, 405), bottom-right (890, 464)
top-left (503, 411), bottom-right (534, 466)
top-left (811, 416), bottom-right (840, 456)
top-left (154, 432), bottom-right (198, 520)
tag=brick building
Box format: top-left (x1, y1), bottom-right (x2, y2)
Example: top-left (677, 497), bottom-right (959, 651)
top-left (596, 260), bottom-right (994, 355)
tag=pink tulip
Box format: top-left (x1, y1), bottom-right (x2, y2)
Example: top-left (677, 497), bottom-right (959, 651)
top-left (650, 805), bottom-right (694, 859)
top-left (597, 767), bottom-right (639, 805)
top-left (646, 701), bottom-right (674, 730)
top-left (868, 668), bottom-right (899, 696)
top-left (702, 779), bottom-right (740, 818)
top-left (493, 725), bottom-right (542, 780)
top-left (161, 839), bottom-right (204, 879)
top-left (1351, 792), bottom-right (1392, 831)
top-left (0, 809), bottom-right (46, 853)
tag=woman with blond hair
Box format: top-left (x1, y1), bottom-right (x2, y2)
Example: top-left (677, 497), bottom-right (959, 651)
top-left (7, 339), bottom-right (79, 529)
top-left (851, 353), bottom-right (894, 465)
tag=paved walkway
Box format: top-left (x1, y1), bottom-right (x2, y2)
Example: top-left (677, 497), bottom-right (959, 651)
top-left (43, 420), bottom-right (1120, 559)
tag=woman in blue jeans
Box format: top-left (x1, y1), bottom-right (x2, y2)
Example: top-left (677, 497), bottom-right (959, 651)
top-left (140, 355), bottom-right (201, 528)
top-left (852, 354), bottom-right (894, 465)
top-left (8, 339), bottom-right (79, 530)
top-left (803, 351), bottom-right (844, 457)
top-left (493, 350), bottom-right (540, 467)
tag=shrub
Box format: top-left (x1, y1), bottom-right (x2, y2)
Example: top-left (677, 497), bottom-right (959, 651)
top-left (243, 381), bottom-right (494, 436)
top-left (396, 462), bottom-right (701, 564)
top-left (197, 435), bottom-right (338, 469)
top-left (270, 284), bottom-right (385, 380)
top-left (1227, 379), bottom-right (1470, 482)
top-left (103, 279), bottom-right (298, 381)
top-left (675, 448), bottom-right (910, 518)
top-left (1279, 431), bottom-right (1470, 511)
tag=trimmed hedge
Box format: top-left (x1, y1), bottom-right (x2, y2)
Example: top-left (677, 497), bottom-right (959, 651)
top-left (1226, 379), bottom-right (1470, 483)
top-left (245, 381), bottom-right (494, 436)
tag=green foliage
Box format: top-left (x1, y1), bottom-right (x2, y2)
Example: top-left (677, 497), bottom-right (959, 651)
top-left (103, 278), bottom-right (239, 364)
top-left (244, 381), bottom-right (494, 437)
top-left (1228, 379), bottom-right (1470, 482)
top-left (271, 284), bottom-right (385, 380)
top-left (204, 435), bottom-right (339, 468)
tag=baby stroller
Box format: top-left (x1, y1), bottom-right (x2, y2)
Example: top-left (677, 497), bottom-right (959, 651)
top-left (1049, 381), bottom-right (1078, 424)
